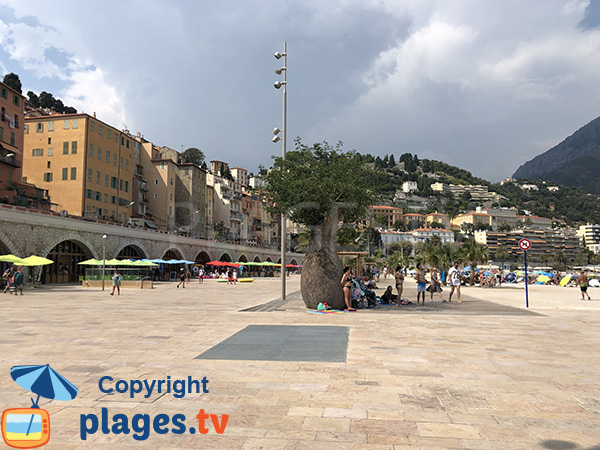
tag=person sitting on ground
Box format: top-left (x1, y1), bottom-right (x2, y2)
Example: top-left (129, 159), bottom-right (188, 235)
top-left (380, 285), bottom-right (397, 304)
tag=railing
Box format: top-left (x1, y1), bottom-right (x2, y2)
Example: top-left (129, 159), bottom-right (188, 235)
top-left (0, 154), bottom-right (19, 167)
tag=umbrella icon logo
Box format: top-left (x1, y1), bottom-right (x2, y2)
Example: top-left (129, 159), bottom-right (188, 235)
top-left (2, 364), bottom-right (78, 449)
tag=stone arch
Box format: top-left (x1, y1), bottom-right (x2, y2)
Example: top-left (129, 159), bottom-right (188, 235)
top-left (40, 233), bottom-right (96, 261)
top-left (195, 251), bottom-right (211, 264)
top-left (238, 254), bottom-right (248, 263)
top-left (253, 256), bottom-right (261, 263)
top-left (115, 243), bottom-right (147, 260)
top-left (219, 253), bottom-right (232, 262)
top-left (290, 258), bottom-right (298, 266)
top-left (266, 257), bottom-right (273, 262)
top-left (163, 248), bottom-right (183, 260)
top-left (44, 238), bottom-right (94, 283)
top-left (0, 229), bottom-right (18, 255)
top-left (277, 258), bottom-right (282, 264)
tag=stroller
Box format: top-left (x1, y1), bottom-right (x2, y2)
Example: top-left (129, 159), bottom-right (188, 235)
top-left (351, 279), bottom-right (377, 309)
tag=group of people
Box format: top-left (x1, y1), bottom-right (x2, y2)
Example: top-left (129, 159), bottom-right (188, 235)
top-left (341, 261), bottom-right (465, 310)
top-left (2, 266), bottom-right (25, 295)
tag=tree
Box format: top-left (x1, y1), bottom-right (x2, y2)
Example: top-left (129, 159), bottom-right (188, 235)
top-left (573, 252), bottom-right (588, 267)
top-left (495, 245), bottom-right (510, 270)
top-left (461, 238), bottom-right (488, 285)
top-left (360, 227), bottom-right (382, 255)
top-left (2, 73), bottom-right (22, 93)
top-left (498, 221), bottom-right (512, 232)
top-left (389, 241), bottom-right (412, 258)
top-left (388, 154), bottom-right (395, 167)
top-left (54, 99), bottom-right (65, 114)
top-left (182, 147), bottom-right (205, 166)
top-left (39, 91), bottom-right (55, 109)
top-left (27, 91), bottom-right (40, 107)
top-left (552, 250), bottom-right (568, 271)
top-left (262, 139), bottom-right (375, 309)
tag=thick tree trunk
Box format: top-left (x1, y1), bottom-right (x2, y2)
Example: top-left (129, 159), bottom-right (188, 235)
top-left (300, 213), bottom-right (345, 309)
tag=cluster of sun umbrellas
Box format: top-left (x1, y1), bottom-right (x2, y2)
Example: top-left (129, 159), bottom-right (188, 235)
top-left (0, 254), bottom-right (54, 266)
top-left (206, 261), bottom-right (300, 268)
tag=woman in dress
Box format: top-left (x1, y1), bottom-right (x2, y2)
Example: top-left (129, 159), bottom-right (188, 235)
top-left (394, 266), bottom-right (404, 306)
top-left (340, 267), bottom-right (355, 311)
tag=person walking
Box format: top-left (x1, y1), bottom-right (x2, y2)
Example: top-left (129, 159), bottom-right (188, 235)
top-left (13, 267), bottom-right (24, 295)
top-left (415, 263), bottom-right (428, 305)
top-left (185, 269), bottom-right (192, 285)
top-left (110, 269), bottom-right (122, 296)
top-left (341, 267), bottom-right (355, 311)
top-left (446, 261), bottom-right (462, 303)
top-left (576, 271), bottom-right (591, 301)
top-left (394, 266), bottom-right (404, 305)
top-left (2, 266), bottom-right (14, 294)
top-left (427, 267), bottom-right (443, 302)
top-left (176, 268), bottom-right (186, 288)
top-left (198, 267), bottom-right (204, 284)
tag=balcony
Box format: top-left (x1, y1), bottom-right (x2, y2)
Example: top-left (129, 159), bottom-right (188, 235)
top-left (230, 211), bottom-right (243, 221)
top-left (0, 154), bottom-right (19, 168)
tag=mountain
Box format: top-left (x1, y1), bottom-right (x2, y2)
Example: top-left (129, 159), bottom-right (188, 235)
top-left (513, 116), bottom-right (600, 193)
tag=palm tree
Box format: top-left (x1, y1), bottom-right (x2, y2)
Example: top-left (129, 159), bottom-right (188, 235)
top-left (495, 245), bottom-right (510, 271)
top-left (552, 250), bottom-right (568, 271)
top-left (461, 238), bottom-right (489, 285)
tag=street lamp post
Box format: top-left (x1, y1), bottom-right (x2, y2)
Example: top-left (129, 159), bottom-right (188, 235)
top-left (273, 42), bottom-right (287, 301)
top-left (102, 234), bottom-right (107, 291)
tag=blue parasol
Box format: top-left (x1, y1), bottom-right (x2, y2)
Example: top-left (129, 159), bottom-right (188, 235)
top-left (11, 364), bottom-right (78, 436)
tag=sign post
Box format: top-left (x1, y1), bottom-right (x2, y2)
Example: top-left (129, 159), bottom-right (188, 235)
top-left (518, 238), bottom-right (532, 308)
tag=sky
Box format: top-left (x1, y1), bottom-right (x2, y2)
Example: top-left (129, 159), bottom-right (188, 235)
top-left (1, 0), bottom-right (600, 182)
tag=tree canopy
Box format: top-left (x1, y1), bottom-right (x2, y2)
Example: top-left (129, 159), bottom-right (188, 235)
top-left (2, 73), bottom-right (22, 93)
top-left (262, 139), bottom-right (375, 226)
top-left (181, 147), bottom-right (205, 166)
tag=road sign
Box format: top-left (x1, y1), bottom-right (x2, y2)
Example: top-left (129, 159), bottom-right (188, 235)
top-left (518, 238), bottom-right (531, 251)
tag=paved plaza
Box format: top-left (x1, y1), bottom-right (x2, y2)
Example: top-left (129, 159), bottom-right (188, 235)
top-left (1, 277), bottom-right (599, 449)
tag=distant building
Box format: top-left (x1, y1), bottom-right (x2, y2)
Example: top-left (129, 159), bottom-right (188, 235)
top-left (520, 184), bottom-right (539, 191)
top-left (547, 186), bottom-right (559, 192)
top-left (578, 224), bottom-right (600, 254)
top-left (402, 213), bottom-right (426, 230)
top-left (425, 212), bottom-right (450, 229)
top-left (430, 182), bottom-right (507, 203)
top-left (402, 181), bottom-right (417, 193)
top-left (230, 167), bottom-right (249, 188)
top-left (369, 205), bottom-right (403, 229)
top-left (500, 177), bottom-right (516, 185)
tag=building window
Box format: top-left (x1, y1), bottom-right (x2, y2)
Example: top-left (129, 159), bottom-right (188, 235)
top-left (120, 157), bottom-right (124, 169)
top-left (121, 136), bottom-right (124, 145)
top-left (105, 174), bottom-right (109, 186)
top-left (114, 133), bottom-right (118, 142)
top-left (113, 154), bottom-right (117, 166)
top-left (104, 194), bottom-right (108, 203)
top-left (124, 180), bottom-right (129, 192)
top-left (170, 193), bottom-right (173, 201)
top-left (72, 119), bottom-right (78, 129)
top-left (154, 179), bottom-right (158, 185)
top-left (107, 129), bottom-right (111, 139)
top-left (47, 161), bottom-right (51, 169)
top-left (96, 171), bottom-right (101, 184)
top-left (36, 123), bottom-right (44, 133)
top-left (120, 179), bottom-right (123, 190)
top-left (160, 162), bottom-right (165, 169)
top-left (47, 137), bottom-right (51, 145)
top-left (90, 121), bottom-right (95, 131)
top-left (32, 148), bottom-right (43, 156)
top-left (169, 206), bottom-right (172, 215)
top-left (13, 95), bottom-right (20, 106)
top-left (63, 142), bottom-right (69, 154)
top-left (111, 196), bottom-right (117, 204)
top-left (0, 126), bottom-right (3, 141)
top-left (95, 192), bottom-right (101, 201)
top-left (170, 177), bottom-right (173, 186)
top-left (43, 173), bottom-right (53, 182)
top-left (48, 147), bottom-right (53, 156)
top-left (70, 167), bottom-right (77, 180)
top-left (88, 168), bottom-right (92, 182)
top-left (98, 125), bottom-right (103, 136)
top-left (62, 168), bottom-right (68, 180)
top-left (48, 121), bottom-right (54, 131)
top-left (126, 140), bottom-right (129, 149)
top-left (24, 124), bottom-right (29, 134)
top-left (154, 193), bottom-right (158, 200)
top-left (64, 120), bottom-right (70, 130)
top-left (10, 132), bottom-right (15, 146)
top-left (71, 141), bottom-right (77, 154)
top-left (125, 159), bottom-right (129, 171)
top-left (97, 147), bottom-right (102, 160)
top-left (89, 144), bottom-right (94, 157)
top-left (0, 87), bottom-right (5, 98)
top-left (106, 150), bottom-right (110, 163)
top-left (111, 177), bottom-right (117, 189)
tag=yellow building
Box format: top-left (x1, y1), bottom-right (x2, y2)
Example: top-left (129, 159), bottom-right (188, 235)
top-left (23, 114), bottom-right (134, 221)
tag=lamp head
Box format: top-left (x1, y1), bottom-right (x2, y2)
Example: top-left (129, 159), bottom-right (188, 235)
top-left (275, 67), bottom-right (286, 75)
top-left (274, 81), bottom-right (286, 89)
top-left (102, 234), bottom-right (107, 239)
top-left (273, 127), bottom-right (281, 135)
top-left (274, 51), bottom-right (285, 60)
top-left (6, 153), bottom-right (15, 157)
top-left (272, 136), bottom-right (281, 143)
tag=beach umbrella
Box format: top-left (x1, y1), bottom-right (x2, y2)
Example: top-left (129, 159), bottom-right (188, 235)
top-left (207, 260), bottom-right (227, 266)
top-left (10, 364), bottom-right (78, 435)
top-left (19, 256), bottom-right (54, 266)
top-left (0, 254), bottom-right (27, 264)
top-left (559, 275), bottom-right (575, 287)
top-left (77, 259), bottom-right (102, 265)
top-left (537, 275), bottom-right (551, 283)
top-left (148, 258), bottom-right (169, 264)
top-left (589, 279), bottom-right (599, 287)
top-left (505, 272), bottom-right (517, 283)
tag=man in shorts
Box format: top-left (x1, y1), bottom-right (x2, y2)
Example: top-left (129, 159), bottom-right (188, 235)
top-left (446, 261), bottom-right (462, 303)
top-left (415, 263), bottom-right (428, 305)
top-left (576, 271), bottom-right (591, 301)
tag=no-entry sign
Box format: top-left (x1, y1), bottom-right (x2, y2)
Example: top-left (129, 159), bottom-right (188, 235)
top-left (518, 238), bottom-right (532, 251)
